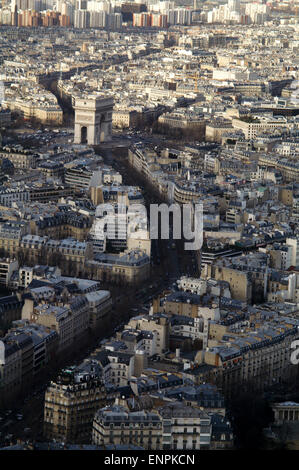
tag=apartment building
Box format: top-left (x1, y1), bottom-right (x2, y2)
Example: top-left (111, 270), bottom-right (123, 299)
top-left (204, 264), bottom-right (252, 304)
top-left (128, 147), bottom-right (157, 183)
top-left (162, 291), bottom-right (221, 321)
top-left (92, 402), bottom-right (212, 450)
top-left (0, 338), bottom-right (22, 403)
top-left (22, 295), bottom-right (89, 353)
top-left (0, 109), bottom-right (11, 127)
top-left (232, 116), bottom-right (291, 140)
top-left (30, 212), bottom-right (92, 242)
top-left (18, 235), bottom-right (90, 276)
top-left (0, 149), bottom-right (39, 169)
top-left (116, 329), bottom-right (156, 358)
top-left (200, 240), bottom-right (243, 269)
top-left (85, 290), bottom-right (112, 330)
top-left (3, 330), bottom-right (34, 392)
top-left (0, 258), bottom-right (18, 286)
top-left (112, 109), bottom-right (138, 129)
top-left (35, 106), bottom-right (63, 124)
top-left (90, 249), bottom-right (150, 285)
top-left (44, 368), bottom-right (106, 443)
top-left (126, 314), bottom-right (170, 355)
top-left (90, 348), bottom-right (135, 387)
top-left (11, 320), bottom-right (58, 375)
top-left (0, 234), bottom-right (149, 286)
top-left (203, 316), bottom-right (299, 396)
top-left (0, 294), bottom-right (24, 331)
top-left (159, 403), bottom-right (211, 450)
top-left (0, 188), bottom-right (30, 207)
top-left (38, 161), bottom-right (65, 180)
top-left (92, 405), bottom-right (162, 449)
top-left (169, 314), bottom-right (205, 344)
top-left (29, 184), bottom-right (73, 203)
top-left (65, 165), bottom-right (93, 190)
top-left (5, 98), bottom-right (63, 124)
top-left (158, 111), bottom-right (206, 136)
top-left (206, 120), bottom-right (233, 143)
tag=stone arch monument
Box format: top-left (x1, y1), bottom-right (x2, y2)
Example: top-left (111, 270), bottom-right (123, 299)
top-left (74, 94), bottom-right (114, 145)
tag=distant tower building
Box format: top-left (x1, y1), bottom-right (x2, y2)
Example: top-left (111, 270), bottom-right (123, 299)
top-left (74, 9), bottom-right (90, 28)
top-left (76, 0), bottom-right (87, 9)
top-left (0, 81), bottom-right (4, 106)
top-left (74, 94), bottom-right (114, 145)
top-left (11, 0), bottom-right (18, 26)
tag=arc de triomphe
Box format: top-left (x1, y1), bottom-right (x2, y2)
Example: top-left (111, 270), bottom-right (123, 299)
top-left (74, 94), bottom-right (114, 145)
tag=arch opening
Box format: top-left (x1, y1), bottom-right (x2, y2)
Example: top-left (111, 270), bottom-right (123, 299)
top-left (81, 126), bottom-right (87, 144)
